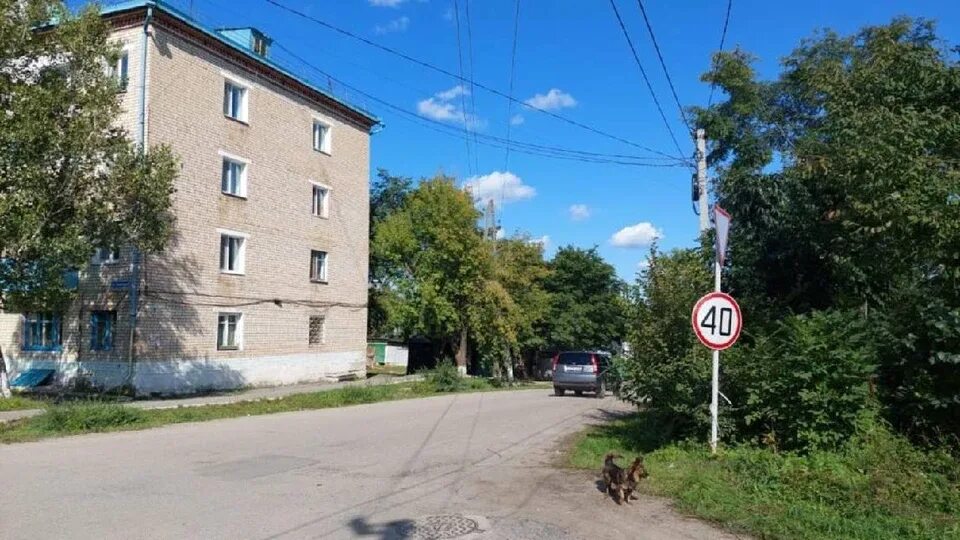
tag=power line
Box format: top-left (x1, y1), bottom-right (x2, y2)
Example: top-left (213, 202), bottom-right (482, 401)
top-left (262, 0), bottom-right (682, 161)
top-left (451, 0), bottom-right (475, 176)
top-left (272, 41), bottom-right (686, 168)
top-left (503, 0), bottom-right (521, 171)
top-left (499, 0), bottom-right (522, 226)
top-left (607, 0), bottom-right (686, 159)
top-left (463, 0), bottom-right (481, 174)
top-left (708, 0), bottom-right (733, 107)
top-left (635, 0), bottom-right (691, 133)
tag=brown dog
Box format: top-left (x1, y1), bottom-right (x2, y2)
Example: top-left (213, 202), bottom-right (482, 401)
top-left (601, 453), bottom-right (626, 504)
top-left (622, 456), bottom-right (649, 502)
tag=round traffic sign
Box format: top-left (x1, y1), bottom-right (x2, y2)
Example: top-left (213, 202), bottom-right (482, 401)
top-left (692, 292), bottom-right (742, 350)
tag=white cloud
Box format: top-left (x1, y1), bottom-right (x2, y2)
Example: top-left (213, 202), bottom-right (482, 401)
top-left (374, 16), bottom-right (410, 34)
top-left (435, 84), bottom-right (468, 100)
top-left (417, 85), bottom-right (485, 129)
top-left (463, 171), bottom-right (536, 204)
top-left (637, 260), bottom-right (651, 271)
top-left (369, 0), bottom-right (405, 7)
top-left (569, 204), bottom-right (591, 221)
top-left (610, 222), bottom-right (662, 248)
top-left (509, 114), bottom-right (524, 126)
top-left (495, 228), bottom-right (505, 240)
top-left (529, 235), bottom-right (550, 248)
top-left (524, 88), bottom-right (577, 110)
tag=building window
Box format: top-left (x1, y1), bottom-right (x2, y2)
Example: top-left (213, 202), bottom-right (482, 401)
top-left (92, 246), bottom-right (120, 265)
top-left (217, 313), bottom-right (242, 350)
top-left (311, 184), bottom-right (328, 217)
top-left (310, 250), bottom-right (327, 282)
top-left (221, 157), bottom-right (247, 197)
top-left (219, 232), bottom-right (247, 274)
top-left (312, 120), bottom-right (331, 154)
top-left (223, 80), bottom-right (248, 122)
top-left (308, 315), bottom-right (325, 346)
top-left (90, 310), bottom-right (117, 351)
top-left (22, 312), bottom-right (62, 351)
top-left (110, 51), bottom-right (129, 91)
top-left (252, 35), bottom-right (269, 56)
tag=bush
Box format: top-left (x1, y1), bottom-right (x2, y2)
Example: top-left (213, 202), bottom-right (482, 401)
top-left (726, 310), bottom-right (877, 451)
top-left (423, 359), bottom-right (463, 392)
top-left (34, 402), bottom-right (147, 433)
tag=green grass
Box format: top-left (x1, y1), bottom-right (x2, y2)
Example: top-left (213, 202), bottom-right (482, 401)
top-left (570, 411), bottom-right (960, 540)
top-left (0, 378), bottom-right (547, 444)
top-left (0, 395), bottom-right (47, 411)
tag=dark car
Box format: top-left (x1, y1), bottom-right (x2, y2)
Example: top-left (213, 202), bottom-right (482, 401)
top-left (551, 351), bottom-right (614, 398)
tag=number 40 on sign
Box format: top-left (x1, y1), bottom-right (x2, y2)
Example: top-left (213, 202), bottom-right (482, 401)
top-left (691, 292), bottom-right (742, 351)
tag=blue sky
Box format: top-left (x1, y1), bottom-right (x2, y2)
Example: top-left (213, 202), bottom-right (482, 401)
top-left (103, 0), bottom-right (959, 280)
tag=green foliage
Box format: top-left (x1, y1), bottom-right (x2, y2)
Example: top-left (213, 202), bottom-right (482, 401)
top-left (678, 17), bottom-right (960, 444)
top-left (422, 359), bottom-right (463, 392)
top-left (544, 246), bottom-right (627, 352)
top-left (621, 246), bottom-right (712, 438)
top-left (725, 310), bottom-right (877, 451)
top-left (33, 402), bottom-right (148, 433)
top-left (571, 412), bottom-right (960, 540)
top-left (373, 176), bottom-right (488, 362)
top-left (0, 0), bottom-right (178, 310)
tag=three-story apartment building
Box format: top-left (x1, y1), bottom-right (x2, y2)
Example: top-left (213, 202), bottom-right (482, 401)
top-left (0, 0), bottom-right (379, 394)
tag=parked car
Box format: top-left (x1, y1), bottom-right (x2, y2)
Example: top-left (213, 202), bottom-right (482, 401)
top-left (551, 351), bottom-right (614, 398)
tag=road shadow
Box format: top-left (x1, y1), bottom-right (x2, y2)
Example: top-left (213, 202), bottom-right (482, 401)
top-left (347, 516), bottom-right (417, 540)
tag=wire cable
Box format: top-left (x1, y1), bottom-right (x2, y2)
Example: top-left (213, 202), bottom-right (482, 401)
top-left (451, 0), bottom-right (475, 176)
top-left (262, 0), bottom-right (681, 160)
top-left (503, 0), bottom-right (521, 171)
top-left (635, 0), bottom-right (691, 133)
top-left (708, 0), bottom-right (733, 106)
top-left (607, 0), bottom-right (686, 158)
top-left (270, 41), bottom-right (687, 167)
top-left (464, 0), bottom-right (481, 175)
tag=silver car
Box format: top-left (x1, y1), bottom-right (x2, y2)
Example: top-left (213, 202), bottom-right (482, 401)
top-left (552, 351), bottom-right (612, 398)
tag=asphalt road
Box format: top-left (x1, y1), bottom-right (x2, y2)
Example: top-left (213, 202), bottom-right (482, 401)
top-left (0, 389), bottom-right (735, 540)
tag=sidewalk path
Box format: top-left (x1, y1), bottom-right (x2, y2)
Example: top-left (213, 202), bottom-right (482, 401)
top-left (0, 374), bottom-right (424, 423)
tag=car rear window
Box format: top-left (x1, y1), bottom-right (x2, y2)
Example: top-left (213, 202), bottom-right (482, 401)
top-left (558, 352), bottom-right (593, 365)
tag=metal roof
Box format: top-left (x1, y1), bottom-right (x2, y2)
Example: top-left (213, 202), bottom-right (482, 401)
top-left (100, 0), bottom-right (380, 127)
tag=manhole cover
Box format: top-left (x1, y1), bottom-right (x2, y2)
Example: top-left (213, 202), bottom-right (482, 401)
top-left (395, 514), bottom-right (481, 539)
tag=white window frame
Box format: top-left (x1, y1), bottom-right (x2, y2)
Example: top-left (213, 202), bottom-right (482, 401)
top-left (312, 119), bottom-right (332, 154)
top-left (223, 77), bottom-right (249, 123)
top-left (217, 229), bottom-right (249, 275)
top-left (219, 150), bottom-right (249, 198)
top-left (92, 246), bottom-right (120, 265)
top-left (310, 181), bottom-right (330, 218)
top-left (111, 50), bottom-right (129, 91)
top-left (217, 312), bottom-right (243, 351)
top-left (310, 250), bottom-right (328, 283)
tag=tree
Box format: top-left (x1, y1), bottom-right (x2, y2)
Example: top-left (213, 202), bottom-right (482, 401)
top-left (543, 246), bottom-right (626, 352)
top-left (621, 245), bottom-right (712, 437)
top-left (372, 176), bottom-right (489, 372)
top-left (492, 236), bottom-right (551, 372)
top-left (0, 0), bottom-right (178, 311)
top-left (693, 18), bottom-right (960, 442)
top-left (368, 169), bottom-right (412, 337)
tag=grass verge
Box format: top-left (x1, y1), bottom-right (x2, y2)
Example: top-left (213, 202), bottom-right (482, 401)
top-left (0, 378), bottom-right (547, 444)
top-left (0, 395), bottom-right (47, 412)
top-left (570, 411), bottom-right (960, 540)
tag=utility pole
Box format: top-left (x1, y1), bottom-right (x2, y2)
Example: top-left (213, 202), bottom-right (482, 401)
top-left (696, 128), bottom-right (709, 233)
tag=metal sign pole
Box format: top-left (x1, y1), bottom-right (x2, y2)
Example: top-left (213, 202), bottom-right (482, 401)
top-left (711, 259), bottom-right (721, 454)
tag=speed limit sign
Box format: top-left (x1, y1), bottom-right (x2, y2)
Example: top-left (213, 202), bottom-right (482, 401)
top-left (692, 292), bottom-right (742, 350)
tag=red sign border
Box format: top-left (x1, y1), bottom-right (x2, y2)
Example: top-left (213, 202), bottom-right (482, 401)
top-left (691, 292), bottom-right (743, 351)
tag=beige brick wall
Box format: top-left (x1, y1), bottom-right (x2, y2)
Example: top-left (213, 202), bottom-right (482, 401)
top-left (0, 18), bottom-right (372, 391)
top-left (137, 24), bottom-right (370, 367)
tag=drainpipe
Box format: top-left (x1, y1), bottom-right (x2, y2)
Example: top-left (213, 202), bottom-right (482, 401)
top-left (127, 4), bottom-right (153, 390)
